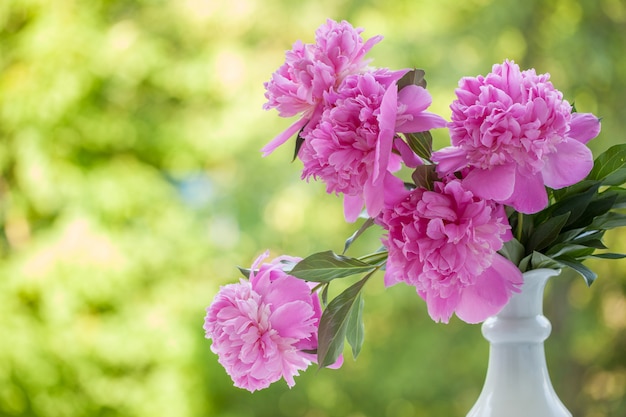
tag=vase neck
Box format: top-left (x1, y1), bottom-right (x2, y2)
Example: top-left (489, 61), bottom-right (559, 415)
top-left (497, 268), bottom-right (560, 319)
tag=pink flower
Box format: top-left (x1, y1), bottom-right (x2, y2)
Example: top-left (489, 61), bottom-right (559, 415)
top-left (377, 180), bottom-right (523, 323)
top-left (262, 19), bottom-right (382, 156)
top-left (432, 60), bottom-right (601, 214)
top-left (299, 69), bottom-right (447, 221)
top-left (204, 252), bottom-right (338, 391)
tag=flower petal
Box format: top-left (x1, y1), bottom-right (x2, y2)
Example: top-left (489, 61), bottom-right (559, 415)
top-left (462, 164), bottom-right (516, 201)
top-left (343, 193), bottom-right (364, 222)
top-left (568, 113), bottom-right (601, 144)
top-left (503, 169), bottom-right (548, 214)
top-left (261, 116), bottom-right (309, 156)
top-left (373, 81), bottom-right (398, 183)
top-left (543, 138), bottom-right (594, 189)
top-left (455, 254), bottom-right (523, 323)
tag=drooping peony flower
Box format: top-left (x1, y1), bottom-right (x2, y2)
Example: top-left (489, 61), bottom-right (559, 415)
top-left (432, 60), bottom-right (601, 214)
top-left (377, 179), bottom-right (523, 323)
top-left (299, 69), bottom-right (447, 222)
top-left (262, 19), bottom-right (382, 156)
top-left (204, 252), bottom-right (339, 392)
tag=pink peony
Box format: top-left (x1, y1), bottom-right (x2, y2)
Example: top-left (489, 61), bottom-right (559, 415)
top-left (204, 252), bottom-right (338, 391)
top-left (262, 19), bottom-right (382, 156)
top-left (299, 69), bottom-right (446, 221)
top-left (432, 60), bottom-right (601, 214)
top-left (377, 179), bottom-right (523, 323)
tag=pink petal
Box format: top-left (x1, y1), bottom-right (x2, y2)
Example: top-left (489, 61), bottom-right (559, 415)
top-left (363, 174), bottom-right (385, 219)
top-left (261, 116), bottom-right (309, 156)
top-left (270, 300), bottom-right (316, 339)
top-left (462, 163), bottom-right (516, 201)
top-left (343, 193), bottom-right (364, 222)
top-left (395, 112), bottom-right (448, 133)
top-left (420, 289), bottom-right (461, 324)
top-left (397, 85), bottom-right (432, 113)
top-left (543, 138), bottom-right (594, 189)
top-left (432, 146), bottom-right (469, 176)
top-left (373, 81), bottom-right (398, 183)
top-left (568, 113), bottom-right (601, 144)
top-left (455, 254), bottom-right (522, 323)
top-left (394, 136), bottom-right (423, 168)
top-left (504, 169), bottom-right (548, 214)
top-left (382, 170), bottom-right (411, 207)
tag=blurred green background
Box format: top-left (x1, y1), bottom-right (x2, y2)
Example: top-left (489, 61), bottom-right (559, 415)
top-left (0, 0), bottom-right (625, 416)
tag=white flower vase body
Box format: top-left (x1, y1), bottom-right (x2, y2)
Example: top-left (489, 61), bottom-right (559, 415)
top-left (466, 268), bottom-right (572, 417)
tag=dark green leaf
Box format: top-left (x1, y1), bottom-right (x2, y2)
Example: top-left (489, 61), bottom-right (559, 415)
top-left (556, 256), bottom-right (598, 286)
top-left (405, 131), bottom-right (433, 161)
top-left (541, 182), bottom-right (601, 229)
top-left (411, 164), bottom-right (436, 190)
top-left (602, 167), bottom-right (626, 187)
top-left (289, 250), bottom-right (375, 282)
top-left (589, 211), bottom-right (626, 230)
top-left (343, 218), bottom-right (375, 254)
top-left (397, 68), bottom-right (427, 90)
top-left (292, 130), bottom-right (306, 161)
top-left (567, 192), bottom-right (618, 230)
top-left (590, 252), bottom-right (626, 259)
top-left (601, 186), bottom-right (626, 209)
top-left (526, 212), bottom-right (570, 253)
top-left (587, 144), bottom-right (626, 184)
top-left (552, 179), bottom-right (599, 202)
top-left (317, 274), bottom-right (371, 368)
top-left (345, 293), bottom-right (365, 359)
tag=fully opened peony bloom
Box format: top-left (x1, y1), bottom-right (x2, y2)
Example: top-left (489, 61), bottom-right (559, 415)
top-left (262, 19), bottom-right (382, 156)
top-left (299, 69), bottom-right (446, 221)
top-left (377, 179), bottom-right (523, 323)
top-left (432, 60), bottom-right (601, 214)
top-left (204, 252), bottom-right (338, 391)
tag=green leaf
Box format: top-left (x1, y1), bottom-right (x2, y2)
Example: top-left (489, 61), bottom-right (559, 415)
top-left (545, 244), bottom-right (596, 259)
top-left (292, 130), bottom-right (306, 162)
top-left (288, 250), bottom-right (376, 282)
top-left (542, 182), bottom-right (601, 229)
top-left (405, 131), bottom-right (433, 161)
top-left (526, 212), bottom-right (570, 253)
top-left (237, 266), bottom-right (254, 279)
top-left (590, 252), bottom-right (626, 259)
top-left (411, 164), bottom-right (436, 190)
top-left (317, 273), bottom-right (371, 368)
top-left (587, 143), bottom-right (626, 184)
top-left (552, 180), bottom-right (599, 202)
top-left (602, 167), bottom-right (626, 186)
top-left (567, 192), bottom-right (618, 230)
top-left (600, 186), bottom-right (626, 209)
top-left (556, 256), bottom-right (598, 286)
top-left (345, 293), bottom-right (365, 359)
top-left (357, 250), bottom-right (388, 266)
top-left (529, 251), bottom-right (565, 270)
top-left (499, 238), bottom-right (525, 266)
top-left (397, 68), bottom-right (427, 90)
top-left (343, 218), bottom-right (375, 254)
top-left (589, 211), bottom-right (626, 230)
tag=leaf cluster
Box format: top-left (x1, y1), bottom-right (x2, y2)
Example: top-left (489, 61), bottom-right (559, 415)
top-left (502, 144), bottom-right (626, 285)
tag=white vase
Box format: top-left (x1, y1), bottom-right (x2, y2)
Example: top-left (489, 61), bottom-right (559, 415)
top-left (466, 268), bottom-right (572, 417)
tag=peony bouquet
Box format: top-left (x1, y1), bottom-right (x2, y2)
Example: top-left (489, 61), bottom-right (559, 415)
top-left (204, 19), bottom-right (626, 392)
